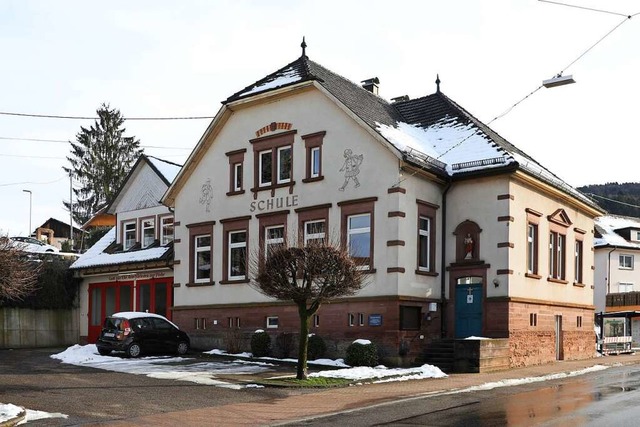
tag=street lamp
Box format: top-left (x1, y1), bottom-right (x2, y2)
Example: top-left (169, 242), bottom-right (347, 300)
top-left (542, 74), bottom-right (576, 88)
top-left (22, 189), bottom-right (32, 236)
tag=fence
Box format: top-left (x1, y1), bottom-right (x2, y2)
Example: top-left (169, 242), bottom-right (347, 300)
top-left (0, 307), bottom-right (79, 348)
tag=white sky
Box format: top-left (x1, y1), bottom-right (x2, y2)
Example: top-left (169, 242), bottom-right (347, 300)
top-left (2, 0), bottom-right (639, 236)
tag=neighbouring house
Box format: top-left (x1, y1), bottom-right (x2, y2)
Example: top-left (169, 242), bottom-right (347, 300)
top-left (162, 42), bottom-right (603, 368)
top-left (594, 214), bottom-right (640, 350)
top-left (81, 205), bottom-right (116, 231)
top-left (70, 155), bottom-right (181, 343)
top-left (35, 217), bottom-right (83, 251)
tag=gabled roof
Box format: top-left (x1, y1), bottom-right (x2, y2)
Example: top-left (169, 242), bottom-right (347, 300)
top-left (69, 227), bottom-right (173, 270)
top-left (107, 154), bottom-right (182, 214)
top-left (595, 215), bottom-right (640, 250)
top-left (167, 45), bottom-right (602, 214)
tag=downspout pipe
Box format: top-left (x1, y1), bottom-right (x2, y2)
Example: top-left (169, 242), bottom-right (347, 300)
top-left (440, 179), bottom-right (452, 338)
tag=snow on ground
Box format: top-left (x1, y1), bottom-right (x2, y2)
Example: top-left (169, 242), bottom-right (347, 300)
top-left (0, 403), bottom-right (68, 425)
top-left (203, 348), bottom-right (350, 368)
top-left (52, 344), bottom-right (273, 389)
top-left (310, 364), bottom-right (448, 383)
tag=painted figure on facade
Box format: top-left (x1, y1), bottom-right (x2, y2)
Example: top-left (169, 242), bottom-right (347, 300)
top-left (339, 148), bottom-right (363, 191)
top-left (464, 233), bottom-right (474, 259)
top-left (199, 179), bottom-right (213, 212)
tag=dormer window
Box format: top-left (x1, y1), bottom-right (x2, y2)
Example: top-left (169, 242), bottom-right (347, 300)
top-left (635, 230), bottom-right (640, 241)
top-left (123, 221), bottom-right (136, 250)
top-left (142, 218), bottom-right (155, 248)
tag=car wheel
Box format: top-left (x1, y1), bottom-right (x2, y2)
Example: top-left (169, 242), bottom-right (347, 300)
top-left (126, 343), bottom-right (142, 358)
top-left (177, 341), bottom-right (189, 356)
top-left (97, 348), bottom-right (112, 356)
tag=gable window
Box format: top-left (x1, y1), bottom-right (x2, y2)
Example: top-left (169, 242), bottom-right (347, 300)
top-left (304, 220), bottom-right (325, 246)
top-left (277, 146), bottom-right (292, 184)
top-left (160, 216), bottom-right (174, 245)
top-left (259, 150), bottom-right (273, 187)
top-left (226, 148), bottom-right (246, 196)
top-left (251, 130), bottom-right (296, 193)
top-left (302, 131), bottom-right (325, 182)
top-left (549, 231), bottom-right (566, 280)
top-left (620, 254), bottom-right (634, 270)
top-left (187, 222), bottom-right (214, 286)
top-left (339, 198), bottom-right (376, 271)
top-left (123, 221), bottom-right (136, 250)
top-left (141, 218), bottom-right (155, 248)
top-left (194, 235), bottom-right (212, 283)
top-left (574, 240), bottom-right (583, 283)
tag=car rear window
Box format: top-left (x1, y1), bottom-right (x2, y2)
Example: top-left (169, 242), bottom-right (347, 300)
top-left (103, 317), bottom-right (125, 330)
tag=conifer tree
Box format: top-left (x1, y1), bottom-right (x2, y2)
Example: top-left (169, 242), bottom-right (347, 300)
top-left (63, 104), bottom-right (142, 225)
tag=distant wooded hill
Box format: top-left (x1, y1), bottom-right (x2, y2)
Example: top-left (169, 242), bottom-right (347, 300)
top-left (577, 183), bottom-right (640, 217)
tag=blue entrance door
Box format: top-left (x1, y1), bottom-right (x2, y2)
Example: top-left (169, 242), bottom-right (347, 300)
top-left (455, 281), bottom-right (483, 338)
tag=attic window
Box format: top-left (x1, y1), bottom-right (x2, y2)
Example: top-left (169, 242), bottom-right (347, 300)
top-left (123, 221), bottom-right (136, 251)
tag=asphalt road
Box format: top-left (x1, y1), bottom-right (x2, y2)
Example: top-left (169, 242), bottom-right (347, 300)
top-left (284, 364), bottom-right (640, 426)
top-left (0, 347), bottom-right (303, 426)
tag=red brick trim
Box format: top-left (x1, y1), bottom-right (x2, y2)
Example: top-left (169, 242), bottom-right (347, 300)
top-left (573, 282), bottom-right (586, 288)
top-left (388, 211), bottom-right (406, 218)
top-left (250, 129), bottom-right (297, 144)
top-left (225, 148), bottom-right (247, 156)
top-left (416, 199), bottom-right (440, 209)
top-left (525, 273), bottom-right (542, 280)
top-left (525, 208), bottom-right (543, 217)
top-left (415, 270), bottom-right (439, 277)
top-left (220, 215), bottom-right (252, 224)
top-left (186, 221), bottom-right (216, 228)
top-left (487, 296), bottom-right (594, 310)
top-left (387, 240), bottom-right (405, 246)
top-left (497, 242), bottom-right (514, 248)
top-left (547, 277), bottom-right (569, 285)
top-left (173, 260), bottom-right (181, 265)
top-left (186, 282), bottom-right (215, 287)
top-left (173, 283), bottom-right (181, 288)
top-left (255, 209), bottom-right (290, 219)
top-left (173, 238), bottom-right (181, 244)
top-left (174, 221), bottom-right (181, 226)
top-left (496, 269), bottom-right (513, 275)
top-left (387, 267), bottom-right (405, 273)
top-left (497, 216), bottom-right (514, 222)
top-left (497, 194), bottom-right (514, 200)
top-left (295, 203), bottom-right (332, 213)
top-left (255, 122), bottom-right (293, 138)
top-left (387, 187), bottom-right (406, 194)
top-left (337, 196), bottom-right (378, 206)
top-left (574, 227), bottom-right (587, 235)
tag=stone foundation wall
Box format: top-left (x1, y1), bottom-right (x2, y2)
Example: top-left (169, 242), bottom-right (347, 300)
top-left (0, 308), bottom-right (79, 348)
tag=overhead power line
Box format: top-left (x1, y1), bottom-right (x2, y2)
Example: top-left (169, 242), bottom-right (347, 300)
top-left (587, 193), bottom-right (640, 210)
top-left (0, 111), bottom-right (215, 120)
top-left (0, 136), bottom-right (192, 150)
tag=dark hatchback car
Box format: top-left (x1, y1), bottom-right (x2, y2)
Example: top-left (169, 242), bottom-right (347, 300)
top-left (96, 312), bottom-right (190, 358)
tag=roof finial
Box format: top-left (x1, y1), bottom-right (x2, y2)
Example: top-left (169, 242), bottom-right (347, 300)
top-left (435, 74), bottom-right (441, 93)
top-left (301, 36), bottom-right (307, 57)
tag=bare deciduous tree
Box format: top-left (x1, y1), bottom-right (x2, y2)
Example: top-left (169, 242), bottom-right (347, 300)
top-left (0, 237), bottom-right (41, 302)
top-left (251, 239), bottom-right (368, 379)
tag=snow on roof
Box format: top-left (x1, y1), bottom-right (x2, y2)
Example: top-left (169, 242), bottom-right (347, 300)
top-left (70, 227), bottom-right (170, 269)
top-left (235, 66), bottom-right (302, 98)
top-left (147, 156), bottom-right (182, 184)
top-left (377, 119), bottom-right (513, 175)
top-left (595, 215), bottom-right (640, 249)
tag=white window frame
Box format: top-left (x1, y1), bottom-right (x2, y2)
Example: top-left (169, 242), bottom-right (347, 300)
top-left (527, 223), bottom-right (537, 274)
top-left (620, 254), bottom-right (634, 270)
top-left (348, 313), bottom-right (355, 327)
top-left (310, 146), bottom-right (321, 178)
top-left (259, 149), bottom-right (272, 187)
top-left (266, 316), bottom-right (279, 329)
top-left (228, 230), bottom-right (247, 280)
top-left (619, 282), bottom-right (634, 293)
top-left (418, 216), bottom-right (431, 271)
top-left (160, 216), bottom-right (174, 245)
top-left (313, 314), bottom-right (320, 327)
top-left (574, 240), bottom-right (583, 283)
top-left (265, 225), bottom-right (285, 255)
top-left (304, 220), bottom-right (325, 246)
top-left (276, 145), bottom-right (292, 184)
top-left (233, 162), bottom-right (243, 192)
top-left (141, 218), bottom-right (155, 248)
top-left (194, 234), bottom-right (211, 283)
top-left (123, 221), bottom-right (136, 250)
top-left (358, 313), bottom-right (365, 326)
top-left (549, 231), bottom-right (565, 279)
top-left (347, 213), bottom-right (371, 269)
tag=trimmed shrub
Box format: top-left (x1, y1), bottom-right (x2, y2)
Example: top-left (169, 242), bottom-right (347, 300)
top-left (275, 332), bottom-right (296, 358)
top-left (250, 330), bottom-right (271, 357)
top-left (307, 334), bottom-right (327, 360)
top-left (345, 340), bottom-right (378, 367)
top-left (224, 328), bottom-right (244, 354)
